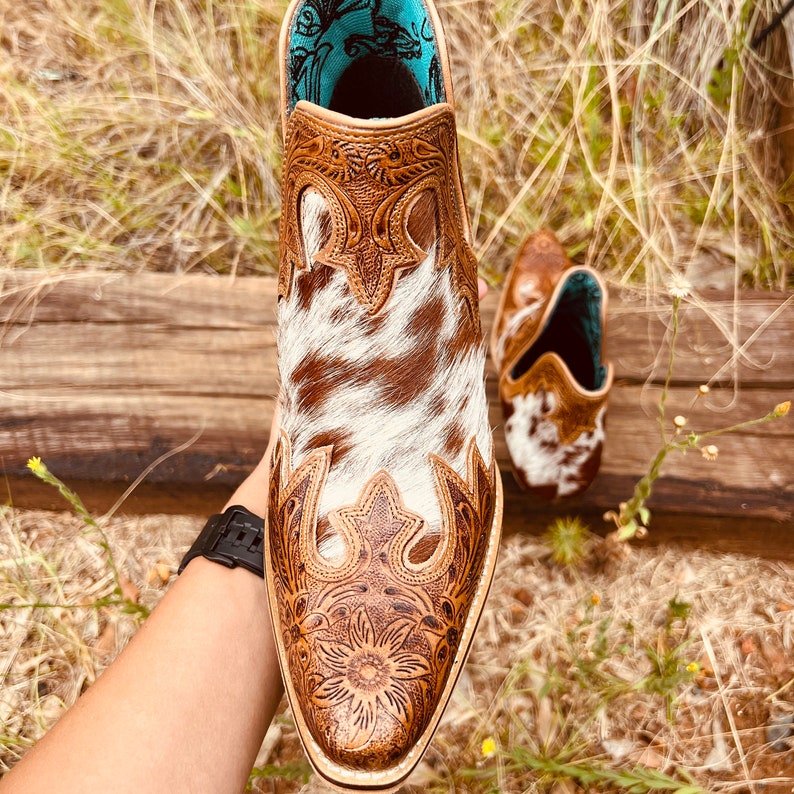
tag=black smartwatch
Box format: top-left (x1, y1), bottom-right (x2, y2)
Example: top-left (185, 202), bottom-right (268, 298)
top-left (178, 505), bottom-right (265, 578)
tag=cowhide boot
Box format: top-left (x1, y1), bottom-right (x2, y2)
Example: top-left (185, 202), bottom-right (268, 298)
top-left (266, 0), bottom-right (503, 789)
top-left (491, 230), bottom-right (613, 500)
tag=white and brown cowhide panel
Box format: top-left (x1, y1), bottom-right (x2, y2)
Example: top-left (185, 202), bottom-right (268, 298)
top-left (276, 190), bottom-right (491, 554)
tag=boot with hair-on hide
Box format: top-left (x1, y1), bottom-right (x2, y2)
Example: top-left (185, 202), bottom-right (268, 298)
top-left (491, 230), bottom-right (613, 500)
top-left (265, 0), bottom-right (503, 789)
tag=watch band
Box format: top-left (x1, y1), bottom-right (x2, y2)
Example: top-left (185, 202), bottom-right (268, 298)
top-left (178, 505), bottom-right (265, 578)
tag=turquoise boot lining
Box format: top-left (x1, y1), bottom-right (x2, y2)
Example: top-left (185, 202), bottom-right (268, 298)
top-left (287, 0), bottom-right (444, 112)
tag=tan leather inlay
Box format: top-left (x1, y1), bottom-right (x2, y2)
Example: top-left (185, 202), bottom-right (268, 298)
top-left (268, 431), bottom-right (495, 770)
top-left (279, 105), bottom-right (480, 322)
top-left (500, 353), bottom-right (608, 446)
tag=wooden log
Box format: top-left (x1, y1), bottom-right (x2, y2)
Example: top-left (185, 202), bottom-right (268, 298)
top-left (1, 271), bottom-right (792, 558)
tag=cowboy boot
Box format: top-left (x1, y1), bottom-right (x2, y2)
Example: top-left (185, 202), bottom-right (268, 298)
top-left (266, 1), bottom-right (503, 788)
top-left (491, 230), bottom-right (613, 499)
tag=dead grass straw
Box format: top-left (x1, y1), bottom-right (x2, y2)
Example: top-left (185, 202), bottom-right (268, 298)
top-left (2, 508), bottom-right (793, 792)
top-left (1, 0), bottom-right (792, 287)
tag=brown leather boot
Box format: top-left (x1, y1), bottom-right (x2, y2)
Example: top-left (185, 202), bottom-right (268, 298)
top-left (266, 0), bottom-right (503, 788)
top-left (491, 230), bottom-right (613, 499)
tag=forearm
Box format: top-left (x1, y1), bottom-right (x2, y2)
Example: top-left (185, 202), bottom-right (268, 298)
top-left (2, 557), bottom-right (282, 794)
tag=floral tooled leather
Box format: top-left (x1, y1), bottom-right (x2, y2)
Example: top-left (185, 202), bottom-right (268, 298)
top-left (274, 1), bottom-right (501, 784)
top-left (491, 230), bottom-right (572, 373)
top-left (267, 430), bottom-right (496, 773)
top-left (501, 353), bottom-right (605, 446)
top-left (279, 104), bottom-right (480, 321)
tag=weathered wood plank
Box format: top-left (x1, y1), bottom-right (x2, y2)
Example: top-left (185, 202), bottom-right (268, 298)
top-left (1, 271), bottom-right (791, 557)
top-left (0, 271), bottom-right (273, 328)
top-left (3, 383), bottom-right (789, 491)
top-left (2, 272), bottom-right (792, 385)
top-left (605, 293), bottom-right (794, 387)
top-left (0, 325), bottom-right (278, 393)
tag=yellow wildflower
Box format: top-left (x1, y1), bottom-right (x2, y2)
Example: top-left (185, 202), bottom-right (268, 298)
top-left (686, 661), bottom-right (700, 673)
top-left (27, 456), bottom-right (43, 472)
top-left (701, 445), bottom-right (719, 462)
top-left (772, 401), bottom-right (790, 418)
top-left (591, 592), bottom-right (601, 606)
top-left (481, 737), bottom-right (497, 757)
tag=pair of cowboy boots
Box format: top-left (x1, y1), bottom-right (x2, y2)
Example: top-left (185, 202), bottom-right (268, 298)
top-left (267, 0), bottom-right (611, 789)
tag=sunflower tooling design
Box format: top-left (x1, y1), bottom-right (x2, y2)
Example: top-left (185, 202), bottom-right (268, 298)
top-left (268, 431), bottom-right (495, 767)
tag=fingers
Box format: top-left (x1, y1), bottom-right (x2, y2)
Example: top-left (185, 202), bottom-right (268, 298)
top-left (223, 407), bottom-right (281, 517)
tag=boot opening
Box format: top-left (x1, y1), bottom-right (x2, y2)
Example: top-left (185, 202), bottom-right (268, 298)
top-left (510, 271), bottom-right (607, 392)
top-left (286, 0), bottom-right (445, 115)
top-left (329, 54), bottom-right (425, 117)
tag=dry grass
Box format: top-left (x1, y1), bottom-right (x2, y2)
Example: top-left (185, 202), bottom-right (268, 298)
top-left (432, 535), bottom-right (794, 793)
top-left (448, 0), bottom-right (794, 291)
top-left (0, 0), bottom-right (792, 286)
top-left (0, 0), bottom-right (283, 275)
top-left (0, 507), bottom-right (198, 771)
top-left (2, 506), bottom-right (793, 792)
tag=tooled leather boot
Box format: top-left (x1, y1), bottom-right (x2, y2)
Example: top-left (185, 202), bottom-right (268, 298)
top-left (265, 0), bottom-right (503, 789)
top-left (491, 230), bottom-right (613, 499)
